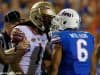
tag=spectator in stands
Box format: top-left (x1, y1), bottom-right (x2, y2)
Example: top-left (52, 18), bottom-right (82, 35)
top-left (49, 0), bottom-right (66, 13)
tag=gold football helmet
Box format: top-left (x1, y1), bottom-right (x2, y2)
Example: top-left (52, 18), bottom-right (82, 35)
top-left (30, 1), bottom-right (56, 32)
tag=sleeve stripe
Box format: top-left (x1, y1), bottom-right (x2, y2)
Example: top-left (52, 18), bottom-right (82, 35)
top-left (51, 37), bottom-right (60, 43)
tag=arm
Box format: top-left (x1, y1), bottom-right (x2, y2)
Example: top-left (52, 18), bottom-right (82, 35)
top-left (90, 44), bottom-right (100, 75)
top-left (90, 50), bottom-right (96, 75)
top-left (42, 42), bottom-right (52, 73)
top-left (0, 27), bottom-right (29, 64)
top-left (0, 47), bottom-right (15, 64)
top-left (0, 38), bottom-right (29, 75)
top-left (4, 48), bottom-right (16, 55)
top-left (96, 44), bottom-right (100, 62)
top-left (48, 43), bottom-right (62, 75)
top-left (10, 38), bottom-right (29, 75)
top-left (0, 38), bottom-right (29, 64)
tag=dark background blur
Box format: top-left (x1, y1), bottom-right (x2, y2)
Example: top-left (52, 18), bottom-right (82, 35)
top-left (0, 0), bottom-right (99, 44)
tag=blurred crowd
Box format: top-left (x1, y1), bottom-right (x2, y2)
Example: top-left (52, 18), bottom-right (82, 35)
top-left (0, 0), bottom-right (100, 44)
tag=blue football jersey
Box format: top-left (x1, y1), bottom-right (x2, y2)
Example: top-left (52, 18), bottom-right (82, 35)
top-left (51, 30), bottom-right (94, 75)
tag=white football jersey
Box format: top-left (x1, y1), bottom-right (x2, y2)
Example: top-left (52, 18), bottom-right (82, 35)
top-left (12, 25), bottom-right (48, 75)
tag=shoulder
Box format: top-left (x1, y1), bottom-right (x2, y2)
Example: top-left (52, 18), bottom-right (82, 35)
top-left (81, 31), bottom-right (95, 43)
top-left (79, 31), bottom-right (94, 38)
top-left (11, 26), bottom-right (25, 35)
top-left (14, 25), bottom-right (28, 30)
top-left (12, 25), bottom-right (31, 35)
top-left (79, 31), bottom-right (93, 35)
top-left (11, 26), bottom-right (26, 43)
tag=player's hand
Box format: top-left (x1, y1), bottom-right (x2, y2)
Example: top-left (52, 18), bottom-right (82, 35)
top-left (4, 48), bottom-right (16, 55)
top-left (16, 38), bottom-right (30, 50)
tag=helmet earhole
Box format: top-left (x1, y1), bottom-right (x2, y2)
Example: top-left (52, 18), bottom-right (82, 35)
top-left (63, 21), bottom-right (67, 24)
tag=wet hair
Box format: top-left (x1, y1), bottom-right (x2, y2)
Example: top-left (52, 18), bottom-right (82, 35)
top-left (18, 20), bottom-right (44, 35)
top-left (17, 20), bottom-right (35, 27)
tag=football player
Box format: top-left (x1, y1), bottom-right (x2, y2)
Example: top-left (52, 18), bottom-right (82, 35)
top-left (29, 1), bottom-right (56, 75)
top-left (49, 8), bottom-right (96, 75)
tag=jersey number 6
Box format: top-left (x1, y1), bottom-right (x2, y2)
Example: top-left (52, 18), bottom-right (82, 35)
top-left (77, 39), bottom-right (88, 62)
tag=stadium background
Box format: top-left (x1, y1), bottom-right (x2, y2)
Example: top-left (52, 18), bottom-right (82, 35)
top-left (0, 0), bottom-right (99, 45)
top-left (0, 0), bottom-right (99, 74)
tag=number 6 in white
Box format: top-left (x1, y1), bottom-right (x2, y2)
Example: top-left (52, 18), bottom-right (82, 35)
top-left (77, 39), bottom-right (88, 62)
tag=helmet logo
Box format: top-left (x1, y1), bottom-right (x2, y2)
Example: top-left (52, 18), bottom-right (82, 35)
top-left (62, 11), bottom-right (73, 17)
